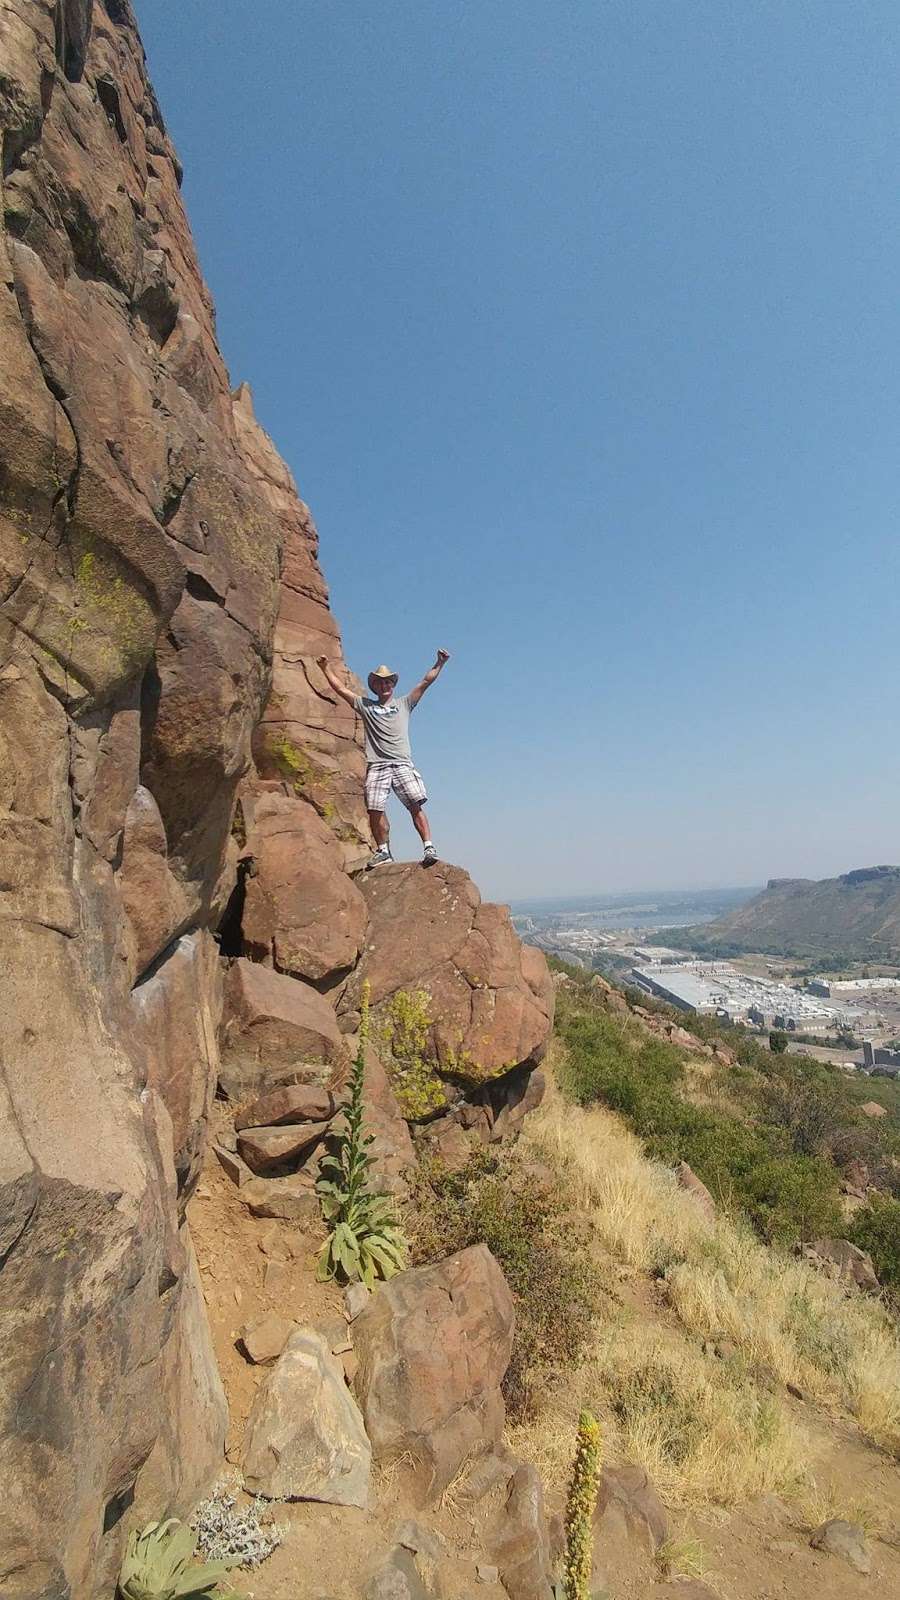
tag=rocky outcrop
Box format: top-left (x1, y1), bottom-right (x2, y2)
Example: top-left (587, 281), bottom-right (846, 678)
top-left (0, 6), bottom-right (551, 1593)
top-left (341, 863), bottom-right (554, 1094)
top-left (0, 3), bottom-right (318, 1590)
top-left (353, 1244), bottom-right (515, 1502)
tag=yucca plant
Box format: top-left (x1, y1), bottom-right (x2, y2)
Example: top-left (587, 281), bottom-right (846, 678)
top-left (118, 1518), bottom-right (241, 1600)
top-left (316, 982), bottom-right (407, 1287)
top-left (560, 1412), bottom-right (604, 1600)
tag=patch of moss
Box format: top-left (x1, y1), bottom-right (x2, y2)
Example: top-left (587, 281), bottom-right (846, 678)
top-left (379, 988), bottom-right (448, 1121)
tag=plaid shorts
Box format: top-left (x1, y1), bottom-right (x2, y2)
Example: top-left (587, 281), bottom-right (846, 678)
top-left (365, 760), bottom-right (428, 812)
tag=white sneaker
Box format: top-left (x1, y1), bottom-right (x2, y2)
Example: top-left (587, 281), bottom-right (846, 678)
top-left (366, 845), bottom-right (393, 869)
top-left (422, 844), bottom-right (439, 866)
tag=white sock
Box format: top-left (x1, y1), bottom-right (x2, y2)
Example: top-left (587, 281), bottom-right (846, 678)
top-left (423, 839), bottom-right (433, 849)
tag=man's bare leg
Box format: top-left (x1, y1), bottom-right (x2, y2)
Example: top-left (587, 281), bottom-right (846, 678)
top-left (368, 809), bottom-right (389, 846)
top-left (409, 804), bottom-right (431, 844)
top-left (410, 805), bottom-right (438, 863)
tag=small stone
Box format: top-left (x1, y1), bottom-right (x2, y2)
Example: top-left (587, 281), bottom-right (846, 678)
top-left (213, 1144), bottom-right (253, 1186)
top-left (240, 1175), bottom-right (320, 1224)
top-left (237, 1120), bottom-right (331, 1174)
top-left (396, 1521), bottom-right (447, 1560)
top-left (256, 1222), bottom-right (291, 1261)
top-left (344, 1282), bottom-right (370, 1321)
top-left (342, 1349), bottom-right (359, 1386)
top-left (476, 1563), bottom-right (499, 1584)
top-left (235, 1083), bottom-right (336, 1130)
top-left (810, 1519), bottom-right (871, 1575)
top-left (264, 1261), bottom-right (292, 1297)
top-left (241, 1312), bottom-right (293, 1364)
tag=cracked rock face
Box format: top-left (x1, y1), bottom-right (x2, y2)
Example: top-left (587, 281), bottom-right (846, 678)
top-left (0, 7), bottom-right (552, 1594)
top-left (0, 5), bottom-right (344, 1593)
top-left (341, 863), bottom-right (554, 1092)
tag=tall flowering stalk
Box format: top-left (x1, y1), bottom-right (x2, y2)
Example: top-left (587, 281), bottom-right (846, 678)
top-left (562, 1411), bottom-right (603, 1600)
top-left (316, 982), bottom-right (407, 1286)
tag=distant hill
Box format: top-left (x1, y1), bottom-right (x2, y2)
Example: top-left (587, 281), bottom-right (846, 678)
top-left (666, 865), bottom-right (900, 960)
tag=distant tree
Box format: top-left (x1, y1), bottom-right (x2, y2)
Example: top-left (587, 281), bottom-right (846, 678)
top-left (769, 1029), bottom-right (789, 1055)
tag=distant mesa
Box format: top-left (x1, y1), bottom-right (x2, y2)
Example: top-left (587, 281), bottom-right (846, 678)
top-left (669, 865), bottom-right (900, 961)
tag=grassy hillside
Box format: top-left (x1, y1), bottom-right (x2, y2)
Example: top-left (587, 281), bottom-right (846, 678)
top-left (667, 864), bottom-right (900, 960)
top-left (409, 964), bottom-right (900, 1527)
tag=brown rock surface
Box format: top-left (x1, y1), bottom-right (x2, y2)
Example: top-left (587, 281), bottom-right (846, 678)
top-left (806, 1238), bottom-right (880, 1293)
top-left (353, 1243), bottom-right (515, 1502)
top-left (237, 1120), bottom-right (331, 1176)
top-left (342, 863), bottom-right (553, 1091)
top-left (241, 789), bottom-right (368, 982)
top-left (243, 1328), bottom-right (371, 1507)
top-left (0, 6), bottom-right (357, 1591)
top-left (219, 957), bottom-right (346, 1100)
top-left (235, 1082), bottom-right (336, 1130)
top-left (489, 1462), bottom-right (555, 1600)
top-left (675, 1160), bottom-right (716, 1222)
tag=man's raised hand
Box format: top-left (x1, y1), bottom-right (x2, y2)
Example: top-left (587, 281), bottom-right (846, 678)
top-left (436, 648), bottom-right (450, 665)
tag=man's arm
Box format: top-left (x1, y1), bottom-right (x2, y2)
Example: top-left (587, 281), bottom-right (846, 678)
top-left (316, 656), bottom-right (358, 708)
top-left (408, 648), bottom-right (451, 708)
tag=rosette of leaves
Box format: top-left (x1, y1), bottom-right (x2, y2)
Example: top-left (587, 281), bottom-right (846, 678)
top-left (117, 1518), bottom-right (242, 1600)
top-left (316, 982), bottom-right (407, 1287)
top-left (558, 1411), bottom-right (604, 1600)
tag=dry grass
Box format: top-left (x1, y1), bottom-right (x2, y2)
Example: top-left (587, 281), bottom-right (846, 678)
top-left (512, 1060), bottom-right (900, 1503)
top-left (510, 1313), bottom-right (811, 1510)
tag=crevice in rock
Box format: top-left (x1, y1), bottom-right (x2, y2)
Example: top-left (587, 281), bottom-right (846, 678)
top-left (159, 469), bottom-right (196, 527)
top-left (102, 1479), bottom-right (135, 1534)
top-left (216, 858), bottom-right (250, 958)
top-left (184, 570), bottom-right (225, 607)
top-left (96, 77), bottom-right (127, 144)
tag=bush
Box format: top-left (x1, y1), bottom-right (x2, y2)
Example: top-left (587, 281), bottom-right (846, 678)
top-left (849, 1194), bottom-right (900, 1298)
top-left (408, 1149), bottom-right (603, 1419)
top-left (555, 1003), bottom-right (842, 1245)
top-left (769, 1029), bottom-right (789, 1054)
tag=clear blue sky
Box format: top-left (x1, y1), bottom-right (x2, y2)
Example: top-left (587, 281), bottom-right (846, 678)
top-left (138, 0), bottom-right (899, 901)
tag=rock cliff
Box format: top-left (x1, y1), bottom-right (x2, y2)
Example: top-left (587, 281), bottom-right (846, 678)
top-left (0, 6), bottom-right (551, 1596)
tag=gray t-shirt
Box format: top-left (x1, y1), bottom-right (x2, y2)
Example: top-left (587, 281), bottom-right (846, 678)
top-left (353, 693), bottom-right (415, 764)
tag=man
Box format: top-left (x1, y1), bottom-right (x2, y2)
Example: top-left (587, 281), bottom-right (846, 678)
top-left (316, 648), bottom-right (451, 867)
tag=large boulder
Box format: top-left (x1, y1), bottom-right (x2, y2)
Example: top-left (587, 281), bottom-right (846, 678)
top-left (241, 788), bottom-right (368, 983)
top-left (353, 1244), bottom-right (515, 1502)
top-left (341, 864), bottom-right (553, 1098)
top-left (243, 1329), bottom-right (371, 1507)
top-left (219, 957), bottom-right (346, 1100)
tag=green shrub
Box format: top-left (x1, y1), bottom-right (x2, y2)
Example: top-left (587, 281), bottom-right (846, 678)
top-left (556, 1002), bottom-right (842, 1245)
top-left (769, 1029), bottom-right (789, 1054)
top-left (849, 1194), bottom-right (900, 1298)
top-left (408, 1149), bottom-right (603, 1418)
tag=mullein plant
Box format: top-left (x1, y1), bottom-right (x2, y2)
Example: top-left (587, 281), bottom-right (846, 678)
top-left (560, 1412), bottom-right (604, 1600)
top-left (117, 1519), bottom-right (241, 1600)
top-left (316, 981), bottom-right (407, 1287)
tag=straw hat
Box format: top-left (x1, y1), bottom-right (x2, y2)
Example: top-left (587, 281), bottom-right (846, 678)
top-left (367, 663), bottom-right (398, 692)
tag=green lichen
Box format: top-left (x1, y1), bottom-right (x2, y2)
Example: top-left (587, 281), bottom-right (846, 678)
top-left (379, 988), bottom-right (448, 1121)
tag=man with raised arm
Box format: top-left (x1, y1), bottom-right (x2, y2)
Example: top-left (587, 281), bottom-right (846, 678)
top-left (316, 649), bottom-right (451, 868)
